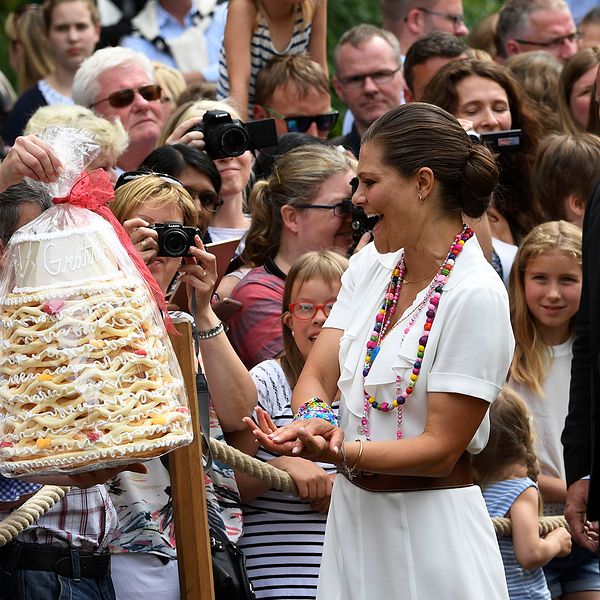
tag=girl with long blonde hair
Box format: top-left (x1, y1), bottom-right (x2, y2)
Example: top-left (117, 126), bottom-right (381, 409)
top-left (234, 250), bottom-right (348, 598)
top-left (508, 221), bottom-right (600, 599)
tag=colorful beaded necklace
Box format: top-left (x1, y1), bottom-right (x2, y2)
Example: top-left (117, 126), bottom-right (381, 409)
top-left (358, 226), bottom-right (474, 440)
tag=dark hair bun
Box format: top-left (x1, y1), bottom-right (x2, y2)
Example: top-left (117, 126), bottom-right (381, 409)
top-left (459, 143), bottom-right (499, 218)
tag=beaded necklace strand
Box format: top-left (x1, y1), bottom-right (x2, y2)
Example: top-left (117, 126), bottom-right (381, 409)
top-left (358, 226), bottom-right (474, 441)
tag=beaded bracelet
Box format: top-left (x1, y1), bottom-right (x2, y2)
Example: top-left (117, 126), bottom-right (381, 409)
top-left (197, 320), bottom-right (224, 340)
top-left (293, 397), bottom-right (338, 426)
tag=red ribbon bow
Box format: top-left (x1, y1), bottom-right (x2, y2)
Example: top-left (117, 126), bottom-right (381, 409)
top-left (53, 169), bottom-right (176, 334)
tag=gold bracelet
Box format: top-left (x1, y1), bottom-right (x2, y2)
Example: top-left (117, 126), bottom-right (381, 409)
top-left (349, 439), bottom-right (364, 474)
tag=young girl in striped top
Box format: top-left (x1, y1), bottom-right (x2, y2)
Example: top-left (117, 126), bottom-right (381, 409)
top-left (471, 386), bottom-right (572, 600)
top-left (217, 0), bottom-right (327, 119)
top-left (233, 250), bottom-right (347, 599)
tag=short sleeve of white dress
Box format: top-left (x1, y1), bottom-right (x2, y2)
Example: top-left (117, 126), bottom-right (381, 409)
top-left (426, 240), bottom-right (515, 452)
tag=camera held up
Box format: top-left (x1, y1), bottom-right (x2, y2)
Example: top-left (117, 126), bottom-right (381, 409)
top-left (152, 222), bottom-right (199, 258)
top-left (187, 110), bottom-right (278, 160)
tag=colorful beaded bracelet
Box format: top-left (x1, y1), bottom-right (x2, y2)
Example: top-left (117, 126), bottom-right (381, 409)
top-left (293, 397), bottom-right (338, 426)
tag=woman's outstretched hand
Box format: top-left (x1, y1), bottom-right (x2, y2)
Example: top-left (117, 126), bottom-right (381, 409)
top-left (243, 407), bottom-right (345, 465)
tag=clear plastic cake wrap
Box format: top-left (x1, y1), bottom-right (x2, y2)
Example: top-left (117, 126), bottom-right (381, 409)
top-left (0, 129), bottom-right (193, 476)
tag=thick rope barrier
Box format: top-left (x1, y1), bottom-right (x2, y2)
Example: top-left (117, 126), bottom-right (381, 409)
top-left (493, 515), bottom-right (569, 537)
top-left (0, 484), bottom-right (70, 546)
top-left (0, 439), bottom-right (569, 546)
top-left (208, 437), bottom-right (298, 494)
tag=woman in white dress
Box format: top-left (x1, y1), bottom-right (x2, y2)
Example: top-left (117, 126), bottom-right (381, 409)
top-left (247, 103), bottom-right (514, 599)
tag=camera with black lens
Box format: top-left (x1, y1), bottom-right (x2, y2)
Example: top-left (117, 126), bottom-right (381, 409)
top-left (468, 129), bottom-right (522, 153)
top-left (187, 109), bottom-right (278, 160)
top-left (338, 199), bottom-right (379, 255)
top-left (152, 222), bottom-right (199, 257)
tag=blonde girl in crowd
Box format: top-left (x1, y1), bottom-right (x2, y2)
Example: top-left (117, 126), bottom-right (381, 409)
top-left (509, 221), bottom-right (600, 600)
top-left (3, 0), bottom-right (100, 145)
top-left (471, 386), bottom-right (572, 600)
top-left (216, 0), bottom-right (327, 119)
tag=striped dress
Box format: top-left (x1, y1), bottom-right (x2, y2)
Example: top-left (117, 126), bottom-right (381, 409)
top-left (216, 3), bottom-right (312, 114)
top-left (482, 478), bottom-right (552, 600)
top-left (239, 359), bottom-right (337, 599)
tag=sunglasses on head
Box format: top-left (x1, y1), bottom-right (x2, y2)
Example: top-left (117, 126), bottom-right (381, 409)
top-left (263, 107), bottom-right (339, 133)
top-left (114, 170), bottom-right (184, 190)
top-left (90, 84), bottom-right (162, 109)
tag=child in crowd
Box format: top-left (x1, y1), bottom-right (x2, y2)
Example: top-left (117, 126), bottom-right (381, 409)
top-left (217, 0), bottom-right (327, 119)
top-left (508, 221), bottom-right (600, 599)
top-left (471, 386), bottom-right (572, 600)
top-left (233, 250), bottom-right (347, 599)
top-left (531, 133), bottom-right (600, 229)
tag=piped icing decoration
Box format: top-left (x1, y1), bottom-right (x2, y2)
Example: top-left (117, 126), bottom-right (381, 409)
top-left (359, 226), bottom-right (474, 441)
top-left (0, 279), bottom-right (192, 477)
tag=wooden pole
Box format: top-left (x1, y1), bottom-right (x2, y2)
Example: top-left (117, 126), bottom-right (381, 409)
top-left (169, 317), bottom-right (215, 600)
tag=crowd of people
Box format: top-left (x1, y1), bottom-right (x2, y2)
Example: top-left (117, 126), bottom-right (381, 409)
top-left (0, 0), bottom-right (600, 599)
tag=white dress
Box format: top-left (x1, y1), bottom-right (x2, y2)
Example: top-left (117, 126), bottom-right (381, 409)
top-left (319, 238), bottom-right (514, 600)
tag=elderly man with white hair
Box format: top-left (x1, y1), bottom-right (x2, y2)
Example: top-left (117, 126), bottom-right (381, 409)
top-left (72, 47), bottom-right (163, 171)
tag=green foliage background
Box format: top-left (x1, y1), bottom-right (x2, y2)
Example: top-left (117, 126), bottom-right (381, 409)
top-left (0, 0), bottom-right (503, 99)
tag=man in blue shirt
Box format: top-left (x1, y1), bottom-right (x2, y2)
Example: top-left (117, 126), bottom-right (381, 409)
top-left (121, 0), bottom-right (226, 83)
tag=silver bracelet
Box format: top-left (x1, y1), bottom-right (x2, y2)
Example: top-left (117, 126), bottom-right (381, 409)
top-left (197, 320), bottom-right (224, 339)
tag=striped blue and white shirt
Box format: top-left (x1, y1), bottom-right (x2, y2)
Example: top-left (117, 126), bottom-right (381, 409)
top-left (483, 477), bottom-right (551, 600)
top-left (239, 359), bottom-right (336, 599)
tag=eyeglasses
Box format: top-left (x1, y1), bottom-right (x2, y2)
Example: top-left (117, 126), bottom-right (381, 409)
top-left (89, 84), bottom-right (162, 109)
top-left (289, 302), bottom-right (335, 320)
top-left (413, 7), bottom-right (466, 29)
top-left (114, 170), bottom-right (184, 190)
top-left (338, 68), bottom-right (401, 89)
top-left (263, 107), bottom-right (339, 132)
top-left (513, 31), bottom-right (582, 49)
top-left (185, 188), bottom-right (223, 214)
top-left (294, 202), bottom-right (351, 217)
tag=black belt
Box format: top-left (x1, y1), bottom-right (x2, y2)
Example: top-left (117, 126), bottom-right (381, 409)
top-left (0, 542), bottom-right (111, 579)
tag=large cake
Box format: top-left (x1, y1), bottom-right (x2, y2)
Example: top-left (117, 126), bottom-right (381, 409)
top-left (0, 211), bottom-right (193, 476)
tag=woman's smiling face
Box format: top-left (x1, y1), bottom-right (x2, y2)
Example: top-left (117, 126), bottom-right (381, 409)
top-left (352, 142), bottom-right (425, 254)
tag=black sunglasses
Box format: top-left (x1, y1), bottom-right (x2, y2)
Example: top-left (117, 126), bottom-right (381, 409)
top-left (184, 188), bottom-right (223, 214)
top-left (90, 84), bottom-right (162, 109)
top-left (286, 112), bottom-right (339, 133)
top-left (264, 107), bottom-right (339, 133)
